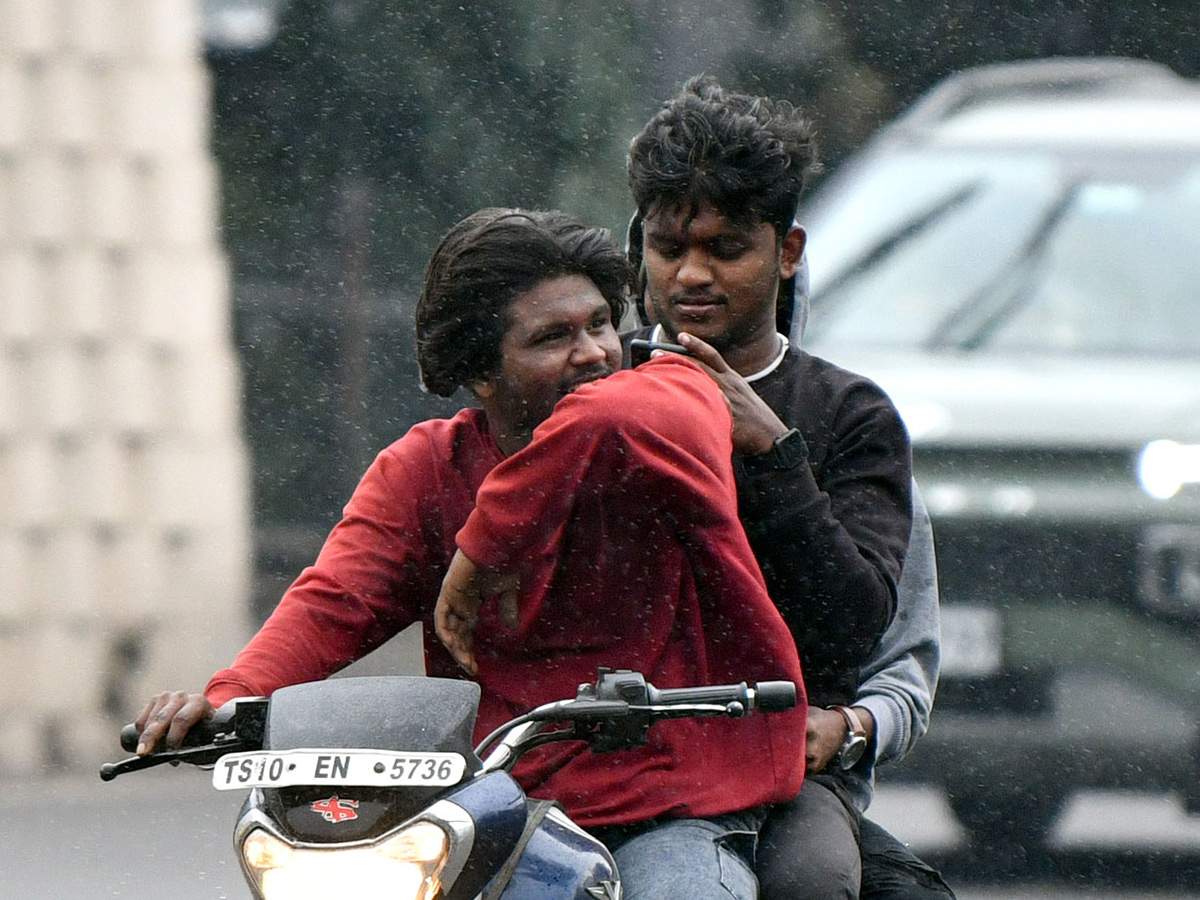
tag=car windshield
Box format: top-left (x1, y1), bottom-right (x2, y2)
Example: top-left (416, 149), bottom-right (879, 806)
top-left (804, 149), bottom-right (1200, 355)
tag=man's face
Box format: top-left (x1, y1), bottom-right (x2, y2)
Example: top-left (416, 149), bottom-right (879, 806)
top-left (642, 201), bottom-right (803, 359)
top-left (475, 274), bottom-right (622, 452)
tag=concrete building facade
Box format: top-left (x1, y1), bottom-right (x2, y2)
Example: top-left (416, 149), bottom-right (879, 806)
top-left (0, 0), bottom-right (251, 774)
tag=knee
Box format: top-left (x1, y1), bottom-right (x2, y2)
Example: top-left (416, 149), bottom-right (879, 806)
top-left (757, 781), bottom-right (862, 900)
top-left (758, 851), bottom-right (860, 900)
top-left (615, 822), bottom-right (760, 900)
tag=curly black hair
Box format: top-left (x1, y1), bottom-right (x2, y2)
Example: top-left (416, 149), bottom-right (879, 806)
top-left (627, 75), bottom-right (820, 238)
top-left (416, 208), bottom-right (633, 397)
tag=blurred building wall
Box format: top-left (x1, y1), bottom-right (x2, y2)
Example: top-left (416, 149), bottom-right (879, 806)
top-left (0, 0), bottom-right (251, 774)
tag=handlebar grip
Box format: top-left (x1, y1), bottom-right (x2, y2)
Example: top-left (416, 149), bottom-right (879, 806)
top-left (118, 698), bottom-right (252, 754)
top-left (752, 681), bottom-right (797, 713)
top-left (652, 682), bottom-right (752, 707)
top-left (651, 680), bottom-right (797, 713)
top-left (119, 719), bottom-right (220, 752)
top-left (120, 724), bottom-right (140, 752)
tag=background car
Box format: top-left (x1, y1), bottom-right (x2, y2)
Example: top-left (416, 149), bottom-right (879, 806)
top-left (797, 57), bottom-right (1200, 855)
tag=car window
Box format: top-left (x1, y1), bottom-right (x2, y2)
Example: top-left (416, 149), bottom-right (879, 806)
top-left (983, 170), bottom-right (1200, 354)
top-left (805, 152), bottom-right (1061, 345)
top-left (805, 151), bottom-right (1200, 356)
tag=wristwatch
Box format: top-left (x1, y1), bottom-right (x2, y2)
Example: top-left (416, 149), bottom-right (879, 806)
top-left (832, 705), bottom-right (868, 770)
top-left (743, 427), bottom-right (807, 474)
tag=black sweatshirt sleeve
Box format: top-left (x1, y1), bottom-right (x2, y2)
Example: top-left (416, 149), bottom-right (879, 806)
top-left (737, 365), bottom-right (912, 706)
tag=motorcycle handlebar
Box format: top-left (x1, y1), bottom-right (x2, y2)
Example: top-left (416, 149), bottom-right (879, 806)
top-left (107, 674), bottom-right (794, 781)
top-left (750, 681), bottom-right (798, 713)
top-left (478, 673), bottom-right (798, 768)
top-left (648, 680), bottom-right (796, 714)
top-left (119, 680), bottom-right (796, 752)
top-left (119, 723), bottom-right (139, 752)
top-left (118, 707), bottom-right (236, 754)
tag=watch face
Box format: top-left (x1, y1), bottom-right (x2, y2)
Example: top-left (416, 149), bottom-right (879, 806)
top-left (838, 735), bottom-right (867, 770)
top-left (770, 428), bottom-right (806, 470)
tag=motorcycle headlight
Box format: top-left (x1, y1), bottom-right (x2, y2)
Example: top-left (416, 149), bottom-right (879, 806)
top-left (241, 820), bottom-right (449, 900)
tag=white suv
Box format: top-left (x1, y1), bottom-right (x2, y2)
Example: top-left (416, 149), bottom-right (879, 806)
top-left (800, 57), bottom-right (1200, 853)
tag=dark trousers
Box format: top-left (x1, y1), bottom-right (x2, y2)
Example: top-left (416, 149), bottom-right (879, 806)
top-left (859, 814), bottom-right (957, 900)
top-left (757, 776), bottom-right (956, 900)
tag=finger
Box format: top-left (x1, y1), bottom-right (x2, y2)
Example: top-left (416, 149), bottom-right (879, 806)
top-left (435, 591), bottom-right (478, 647)
top-left (135, 718), bottom-right (160, 757)
top-left (443, 617), bottom-right (478, 675)
top-left (136, 692), bottom-right (187, 755)
top-left (435, 584), bottom-right (476, 644)
top-left (498, 589), bottom-right (520, 629)
top-left (435, 603), bottom-right (478, 675)
top-left (165, 696), bottom-right (214, 750)
top-left (433, 594), bottom-right (459, 643)
top-left (454, 645), bottom-right (478, 676)
top-left (438, 553), bottom-right (485, 619)
top-left (676, 332), bottom-right (729, 372)
top-left (134, 695), bottom-right (162, 734)
top-left (136, 698), bottom-right (174, 755)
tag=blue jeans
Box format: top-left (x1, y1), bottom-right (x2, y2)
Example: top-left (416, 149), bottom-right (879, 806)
top-left (590, 807), bottom-right (767, 900)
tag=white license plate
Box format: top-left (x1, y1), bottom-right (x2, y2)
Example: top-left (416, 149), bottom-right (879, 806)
top-left (939, 605), bottom-right (1002, 678)
top-left (212, 749), bottom-right (467, 791)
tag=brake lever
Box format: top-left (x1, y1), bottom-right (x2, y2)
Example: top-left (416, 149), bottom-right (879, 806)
top-left (99, 739), bottom-right (255, 782)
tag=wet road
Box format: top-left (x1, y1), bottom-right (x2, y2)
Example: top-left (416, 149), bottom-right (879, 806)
top-left (15, 638), bottom-right (1200, 897)
top-left (870, 784), bottom-right (1200, 897)
top-left (9, 768), bottom-right (1200, 899)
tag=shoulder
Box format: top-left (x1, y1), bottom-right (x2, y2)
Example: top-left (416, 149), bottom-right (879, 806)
top-left (791, 347), bottom-right (893, 401)
top-left (761, 348), bottom-right (909, 460)
top-left (782, 348), bottom-right (903, 418)
top-left (345, 409), bottom-right (497, 521)
top-left (373, 408), bottom-right (499, 481)
top-left (572, 356), bottom-right (725, 424)
top-left (552, 358), bottom-right (731, 457)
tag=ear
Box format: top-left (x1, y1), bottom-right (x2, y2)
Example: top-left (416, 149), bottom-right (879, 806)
top-left (779, 225), bottom-right (807, 279)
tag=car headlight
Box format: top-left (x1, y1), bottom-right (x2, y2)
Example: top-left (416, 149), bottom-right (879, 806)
top-left (1138, 440), bottom-right (1200, 499)
top-left (241, 820), bottom-right (449, 900)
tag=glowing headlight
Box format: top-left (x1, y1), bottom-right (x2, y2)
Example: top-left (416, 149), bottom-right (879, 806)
top-left (1138, 440), bottom-right (1200, 500)
top-left (242, 821), bottom-right (450, 900)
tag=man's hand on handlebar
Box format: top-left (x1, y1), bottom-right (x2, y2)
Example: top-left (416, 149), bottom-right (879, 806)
top-left (435, 549), bottom-right (520, 676)
top-left (134, 691), bottom-right (215, 756)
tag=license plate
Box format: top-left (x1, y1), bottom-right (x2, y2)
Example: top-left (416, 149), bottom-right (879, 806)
top-left (212, 749), bottom-right (467, 791)
top-left (939, 605), bottom-right (1002, 677)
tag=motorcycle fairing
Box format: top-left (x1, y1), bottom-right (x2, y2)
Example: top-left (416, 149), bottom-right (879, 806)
top-left (492, 805), bottom-right (618, 900)
top-left (258, 675), bottom-right (484, 840)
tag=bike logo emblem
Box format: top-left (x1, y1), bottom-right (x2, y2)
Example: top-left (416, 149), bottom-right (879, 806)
top-left (311, 796), bottom-right (359, 823)
top-left (586, 880), bottom-right (622, 900)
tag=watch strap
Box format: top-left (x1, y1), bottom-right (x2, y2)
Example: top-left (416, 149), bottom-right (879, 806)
top-left (832, 705), bottom-right (866, 739)
top-left (744, 427), bottom-right (807, 474)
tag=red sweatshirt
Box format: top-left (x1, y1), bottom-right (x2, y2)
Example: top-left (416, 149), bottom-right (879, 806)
top-left (207, 356), bottom-right (806, 826)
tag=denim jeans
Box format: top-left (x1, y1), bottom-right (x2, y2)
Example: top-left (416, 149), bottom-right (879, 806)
top-left (590, 807), bottom-right (767, 900)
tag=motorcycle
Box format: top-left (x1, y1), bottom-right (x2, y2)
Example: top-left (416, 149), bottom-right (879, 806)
top-left (101, 667), bottom-right (796, 900)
